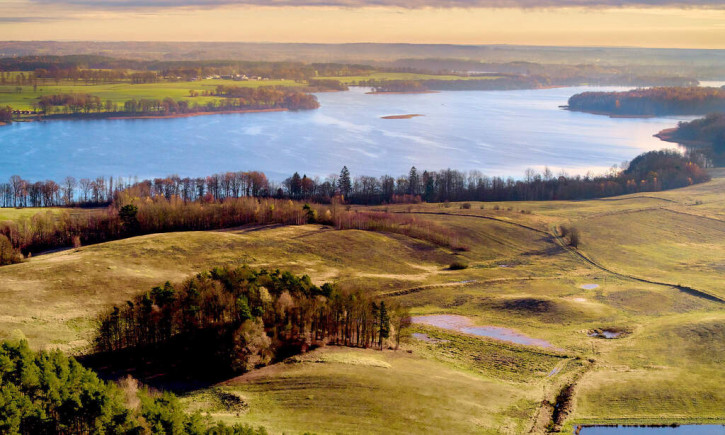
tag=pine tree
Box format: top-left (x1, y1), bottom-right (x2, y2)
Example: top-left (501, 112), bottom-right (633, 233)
top-left (338, 166), bottom-right (352, 199)
top-left (408, 166), bottom-right (420, 195)
top-left (378, 301), bottom-right (390, 349)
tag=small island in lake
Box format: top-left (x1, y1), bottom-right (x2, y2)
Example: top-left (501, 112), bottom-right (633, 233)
top-left (566, 86), bottom-right (725, 117)
top-left (381, 114), bottom-right (424, 119)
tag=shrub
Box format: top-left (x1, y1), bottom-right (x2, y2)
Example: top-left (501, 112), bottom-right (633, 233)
top-left (449, 261), bottom-right (469, 270)
top-left (0, 234), bottom-right (22, 265)
top-left (461, 203), bottom-right (472, 209)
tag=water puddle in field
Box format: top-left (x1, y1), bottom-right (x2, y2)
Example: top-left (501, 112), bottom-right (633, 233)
top-left (580, 284), bottom-right (600, 290)
top-left (411, 314), bottom-right (558, 349)
top-left (577, 425), bottom-right (725, 434)
top-left (588, 328), bottom-right (629, 339)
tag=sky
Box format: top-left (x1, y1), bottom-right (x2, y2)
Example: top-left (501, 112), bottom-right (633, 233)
top-left (1, 0), bottom-right (724, 48)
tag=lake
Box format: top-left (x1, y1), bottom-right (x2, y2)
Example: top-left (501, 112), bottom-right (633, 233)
top-left (0, 86), bottom-right (693, 181)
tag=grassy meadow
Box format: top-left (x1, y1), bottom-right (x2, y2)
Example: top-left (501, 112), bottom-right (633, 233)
top-left (1, 170), bottom-right (723, 433)
top-left (0, 77), bottom-right (303, 111)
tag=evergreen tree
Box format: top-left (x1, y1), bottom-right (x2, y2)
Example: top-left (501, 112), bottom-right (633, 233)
top-left (378, 301), bottom-right (390, 349)
top-left (408, 166), bottom-right (420, 196)
top-left (338, 166), bottom-right (351, 199)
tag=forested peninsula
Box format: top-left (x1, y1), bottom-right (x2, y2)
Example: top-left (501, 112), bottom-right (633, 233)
top-left (656, 113), bottom-right (725, 166)
top-left (566, 86), bottom-right (725, 117)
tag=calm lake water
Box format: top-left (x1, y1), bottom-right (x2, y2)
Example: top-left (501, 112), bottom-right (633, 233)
top-left (0, 86), bottom-right (693, 181)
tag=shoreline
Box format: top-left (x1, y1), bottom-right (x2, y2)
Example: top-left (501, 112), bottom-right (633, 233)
top-left (106, 108), bottom-right (289, 120)
top-left (381, 114), bottom-right (424, 120)
top-left (560, 107), bottom-right (656, 118)
top-left (6, 108), bottom-right (292, 124)
top-left (654, 127), bottom-right (711, 148)
top-left (365, 91), bottom-right (439, 95)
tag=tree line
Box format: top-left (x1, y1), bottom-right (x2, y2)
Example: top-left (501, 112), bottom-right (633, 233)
top-left (0, 55), bottom-right (377, 83)
top-left (283, 151), bottom-right (708, 204)
top-left (96, 267), bottom-right (410, 373)
top-left (0, 339), bottom-right (268, 434)
top-left (567, 86), bottom-right (725, 116)
top-left (0, 150), bottom-right (706, 261)
top-left (22, 86), bottom-right (320, 118)
top-left (668, 113), bottom-right (725, 166)
top-left (0, 193), bottom-right (465, 263)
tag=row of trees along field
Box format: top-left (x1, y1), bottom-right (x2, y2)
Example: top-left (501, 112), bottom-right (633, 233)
top-left (567, 86), bottom-right (725, 116)
top-left (0, 150), bottom-right (706, 262)
top-left (0, 340), bottom-right (269, 434)
top-left (95, 267), bottom-right (410, 374)
top-left (24, 86), bottom-right (319, 117)
top-left (1, 150), bottom-right (707, 209)
top-left (0, 195), bottom-right (466, 264)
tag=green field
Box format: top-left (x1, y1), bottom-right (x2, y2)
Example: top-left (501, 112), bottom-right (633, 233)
top-left (0, 77), bottom-right (303, 111)
top-left (0, 71), bottom-right (502, 111)
top-left (1, 170), bottom-right (724, 433)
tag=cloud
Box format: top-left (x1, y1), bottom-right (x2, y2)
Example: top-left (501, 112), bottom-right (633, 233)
top-left (24, 0), bottom-right (725, 9)
top-left (0, 16), bottom-right (58, 23)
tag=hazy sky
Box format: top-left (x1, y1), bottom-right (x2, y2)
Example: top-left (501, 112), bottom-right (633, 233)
top-left (2, 0), bottom-right (724, 48)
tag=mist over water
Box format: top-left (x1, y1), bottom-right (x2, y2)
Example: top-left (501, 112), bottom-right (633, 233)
top-left (0, 86), bottom-right (693, 181)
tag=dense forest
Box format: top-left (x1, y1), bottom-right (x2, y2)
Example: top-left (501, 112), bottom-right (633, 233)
top-left (0, 340), bottom-right (268, 434)
top-left (663, 113), bottom-right (725, 166)
top-left (566, 86), bottom-right (725, 116)
top-left (95, 267), bottom-right (409, 376)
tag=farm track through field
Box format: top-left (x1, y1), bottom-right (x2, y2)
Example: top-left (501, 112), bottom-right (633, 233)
top-left (399, 211), bottom-right (725, 304)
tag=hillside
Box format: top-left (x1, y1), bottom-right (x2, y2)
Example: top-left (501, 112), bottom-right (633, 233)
top-left (0, 169), bottom-right (723, 433)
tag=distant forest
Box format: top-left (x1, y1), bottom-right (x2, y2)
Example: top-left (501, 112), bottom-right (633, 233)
top-left (0, 56), bottom-right (375, 82)
top-left (566, 86), bottom-right (725, 117)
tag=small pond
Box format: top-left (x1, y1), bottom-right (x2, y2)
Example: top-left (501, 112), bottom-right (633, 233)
top-left (411, 314), bottom-right (558, 349)
top-left (580, 284), bottom-right (600, 290)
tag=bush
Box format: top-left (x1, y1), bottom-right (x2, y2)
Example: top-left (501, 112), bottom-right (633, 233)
top-left (461, 203), bottom-right (472, 209)
top-left (560, 225), bottom-right (581, 248)
top-left (449, 261), bottom-right (469, 270)
top-left (0, 234), bottom-right (22, 265)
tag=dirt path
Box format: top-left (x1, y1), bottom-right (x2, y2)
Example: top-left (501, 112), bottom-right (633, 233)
top-left (398, 210), bottom-right (725, 304)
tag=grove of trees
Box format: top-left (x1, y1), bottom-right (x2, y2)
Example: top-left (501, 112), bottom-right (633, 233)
top-left (96, 267), bottom-right (410, 373)
top-left (0, 340), bottom-right (268, 434)
top-left (567, 86), bottom-right (725, 116)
